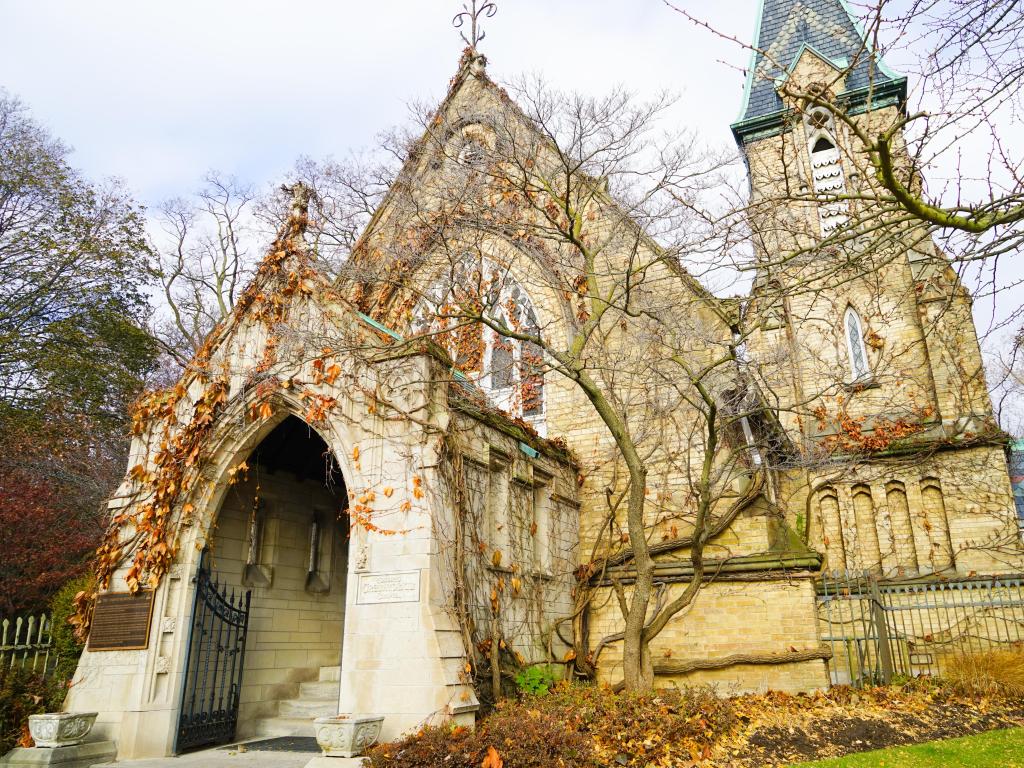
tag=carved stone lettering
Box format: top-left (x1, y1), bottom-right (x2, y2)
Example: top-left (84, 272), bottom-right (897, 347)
top-left (356, 570), bottom-right (421, 604)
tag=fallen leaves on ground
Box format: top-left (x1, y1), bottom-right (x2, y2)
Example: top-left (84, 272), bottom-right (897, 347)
top-left (716, 681), bottom-right (1024, 767)
top-left (366, 679), bottom-right (1024, 768)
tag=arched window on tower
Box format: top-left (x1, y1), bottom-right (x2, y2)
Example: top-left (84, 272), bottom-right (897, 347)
top-left (411, 256), bottom-right (546, 434)
top-left (803, 106), bottom-right (849, 235)
top-left (844, 306), bottom-right (871, 382)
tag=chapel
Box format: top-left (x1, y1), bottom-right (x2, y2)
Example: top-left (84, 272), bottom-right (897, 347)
top-left (64, 0), bottom-right (1023, 759)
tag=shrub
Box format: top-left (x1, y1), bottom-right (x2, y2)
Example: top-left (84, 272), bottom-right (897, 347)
top-left (370, 708), bottom-right (597, 768)
top-left (0, 666), bottom-right (55, 753)
top-left (0, 575), bottom-right (94, 753)
top-left (514, 665), bottom-right (557, 696)
top-left (943, 646), bottom-right (1024, 698)
top-left (47, 574), bottom-right (93, 707)
top-left (368, 683), bottom-right (735, 768)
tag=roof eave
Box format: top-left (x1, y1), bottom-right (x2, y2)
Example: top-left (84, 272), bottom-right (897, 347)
top-left (731, 75), bottom-right (907, 147)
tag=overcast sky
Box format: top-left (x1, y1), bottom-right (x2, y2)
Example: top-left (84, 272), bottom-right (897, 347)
top-left (2, 1), bottom-right (1020, 422)
top-left (0, 1), bottom-right (757, 205)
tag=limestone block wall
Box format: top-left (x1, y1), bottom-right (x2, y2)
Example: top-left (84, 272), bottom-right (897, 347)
top-left (746, 249), bottom-right (945, 444)
top-left (445, 411), bottom-right (580, 673)
top-left (800, 445), bottom-right (1023, 577)
top-left (589, 577), bottom-right (828, 693)
top-left (62, 488), bottom-right (189, 759)
top-left (206, 473), bottom-right (347, 737)
top-left (743, 89), bottom-right (991, 441)
top-left (334, 356), bottom-right (581, 736)
top-left (354, 63), bottom-right (746, 571)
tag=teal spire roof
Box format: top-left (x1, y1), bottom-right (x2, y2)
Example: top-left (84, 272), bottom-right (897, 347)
top-left (732, 0), bottom-right (905, 144)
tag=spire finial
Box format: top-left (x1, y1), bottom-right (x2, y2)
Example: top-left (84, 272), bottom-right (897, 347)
top-left (453, 1), bottom-right (497, 50)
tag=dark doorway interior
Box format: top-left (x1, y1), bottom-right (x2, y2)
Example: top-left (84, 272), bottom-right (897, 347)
top-left (184, 415), bottom-right (351, 743)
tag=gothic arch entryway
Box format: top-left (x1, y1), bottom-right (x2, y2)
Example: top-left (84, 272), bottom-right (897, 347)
top-left (176, 415), bottom-right (350, 750)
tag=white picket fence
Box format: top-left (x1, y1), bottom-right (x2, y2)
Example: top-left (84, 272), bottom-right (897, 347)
top-left (0, 613), bottom-right (55, 674)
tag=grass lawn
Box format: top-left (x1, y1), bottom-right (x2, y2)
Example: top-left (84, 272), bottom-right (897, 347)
top-left (787, 727), bottom-right (1024, 767)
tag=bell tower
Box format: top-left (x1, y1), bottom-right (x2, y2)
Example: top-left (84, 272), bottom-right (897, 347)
top-left (734, 0), bottom-right (993, 445)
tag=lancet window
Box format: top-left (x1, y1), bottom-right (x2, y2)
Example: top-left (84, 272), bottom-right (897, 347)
top-left (412, 255), bottom-right (546, 433)
top-left (844, 306), bottom-right (871, 382)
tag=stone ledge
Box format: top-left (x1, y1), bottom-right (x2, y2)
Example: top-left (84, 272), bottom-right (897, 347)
top-left (0, 741), bottom-right (117, 768)
top-left (303, 758), bottom-right (368, 768)
top-left (597, 551), bottom-right (823, 586)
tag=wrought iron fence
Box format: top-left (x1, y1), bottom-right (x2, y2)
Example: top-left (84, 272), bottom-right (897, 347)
top-left (817, 573), bottom-right (1024, 686)
top-left (0, 613), bottom-right (55, 674)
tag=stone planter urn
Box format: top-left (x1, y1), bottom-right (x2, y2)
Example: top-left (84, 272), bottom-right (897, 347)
top-left (313, 715), bottom-right (384, 757)
top-left (27, 712), bottom-right (98, 748)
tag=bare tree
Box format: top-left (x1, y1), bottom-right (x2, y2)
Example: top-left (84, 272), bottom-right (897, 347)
top-left (340, 56), bottom-right (826, 691)
top-left (151, 156), bottom-right (397, 370)
top-left (150, 172), bottom-right (258, 366)
top-left (989, 336), bottom-right (1024, 437)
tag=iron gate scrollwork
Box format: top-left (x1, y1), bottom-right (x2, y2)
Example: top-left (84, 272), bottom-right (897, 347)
top-left (175, 550), bottom-right (251, 753)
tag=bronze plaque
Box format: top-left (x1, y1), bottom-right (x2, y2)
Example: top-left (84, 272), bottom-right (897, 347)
top-left (87, 590), bottom-right (155, 651)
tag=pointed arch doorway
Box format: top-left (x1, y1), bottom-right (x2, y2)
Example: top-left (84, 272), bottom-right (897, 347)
top-left (176, 415), bottom-right (350, 750)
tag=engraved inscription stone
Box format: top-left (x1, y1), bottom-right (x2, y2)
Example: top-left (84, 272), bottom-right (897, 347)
top-left (88, 590), bottom-right (155, 651)
top-left (356, 570), bottom-right (420, 604)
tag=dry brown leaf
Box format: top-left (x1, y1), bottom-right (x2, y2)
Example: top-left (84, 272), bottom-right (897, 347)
top-left (481, 745), bottom-right (503, 768)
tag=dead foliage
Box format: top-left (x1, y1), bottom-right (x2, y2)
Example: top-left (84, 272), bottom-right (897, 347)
top-left (367, 684), bottom-right (734, 767)
top-left (943, 647), bottom-right (1024, 698)
top-left (711, 680), bottom-right (1024, 766)
top-left (368, 679), bottom-right (1024, 768)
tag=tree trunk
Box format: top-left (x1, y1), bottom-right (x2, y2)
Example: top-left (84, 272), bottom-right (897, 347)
top-left (620, 468), bottom-right (652, 691)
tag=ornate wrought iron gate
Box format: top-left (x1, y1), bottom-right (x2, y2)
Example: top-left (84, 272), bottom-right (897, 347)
top-left (175, 550), bottom-right (251, 753)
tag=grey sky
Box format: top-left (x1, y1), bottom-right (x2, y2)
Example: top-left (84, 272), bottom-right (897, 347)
top-left (2, 1), bottom-right (1020, 425)
top-left (0, 1), bottom-right (754, 204)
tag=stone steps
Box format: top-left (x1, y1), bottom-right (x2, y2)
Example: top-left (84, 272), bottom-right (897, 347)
top-left (319, 665), bottom-right (340, 682)
top-left (278, 696), bottom-right (338, 719)
top-left (252, 665), bottom-right (340, 737)
top-left (255, 715), bottom-right (320, 738)
top-left (299, 680), bottom-right (342, 699)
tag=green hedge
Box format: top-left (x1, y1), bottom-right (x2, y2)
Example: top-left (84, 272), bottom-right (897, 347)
top-left (0, 574), bottom-right (92, 753)
top-left (47, 574), bottom-right (92, 690)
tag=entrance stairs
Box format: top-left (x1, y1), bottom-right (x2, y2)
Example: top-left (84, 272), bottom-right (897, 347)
top-left (254, 665), bottom-right (340, 737)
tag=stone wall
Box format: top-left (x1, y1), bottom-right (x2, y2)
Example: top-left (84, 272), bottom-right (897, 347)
top-left (448, 417), bottom-right (580, 673)
top-left (589, 577), bottom-right (828, 694)
top-left (743, 50), bottom-right (992, 442)
top-left (794, 445), bottom-right (1023, 577)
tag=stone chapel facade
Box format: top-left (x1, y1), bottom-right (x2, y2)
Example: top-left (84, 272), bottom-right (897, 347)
top-left (65, 0), bottom-right (1023, 759)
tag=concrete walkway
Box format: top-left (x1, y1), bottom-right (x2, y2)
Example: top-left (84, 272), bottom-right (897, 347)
top-left (94, 742), bottom-right (367, 768)
top-left (95, 749), bottom-right (310, 768)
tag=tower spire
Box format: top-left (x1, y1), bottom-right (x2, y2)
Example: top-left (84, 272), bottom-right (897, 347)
top-left (453, 1), bottom-right (497, 51)
top-left (732, 0), bottom-right (905, 145)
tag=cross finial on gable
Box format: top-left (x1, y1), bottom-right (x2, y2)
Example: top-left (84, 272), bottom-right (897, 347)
top-left (453, 0), bottom-right (497, 50)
